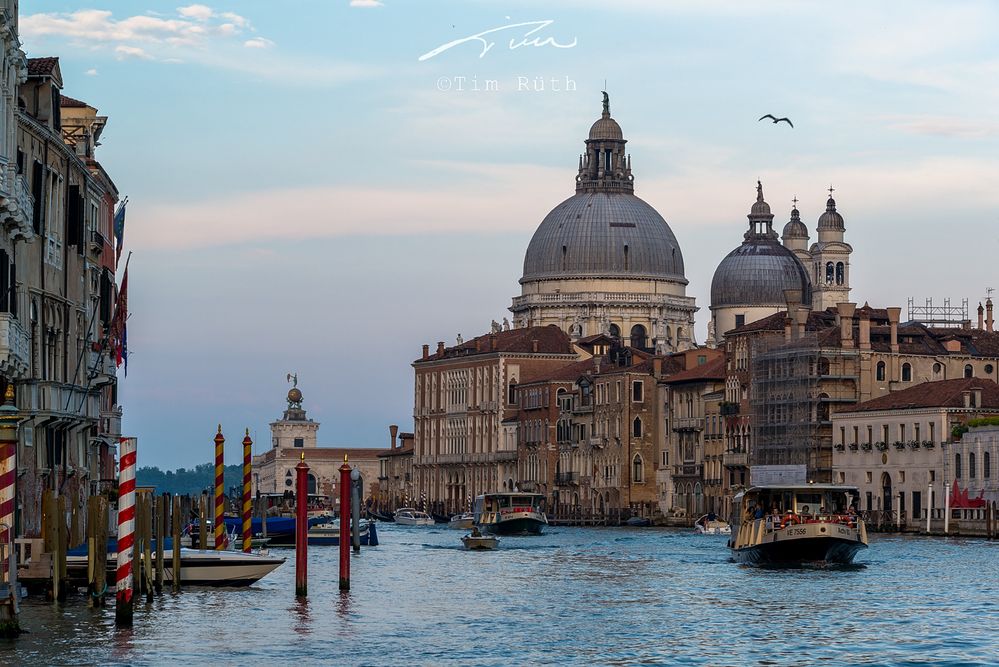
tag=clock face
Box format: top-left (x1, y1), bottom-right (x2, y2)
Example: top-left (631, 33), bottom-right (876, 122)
top-left (882, 453), bottom-right (888, 465)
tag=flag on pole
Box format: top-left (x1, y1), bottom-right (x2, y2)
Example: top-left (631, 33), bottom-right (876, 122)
top-left (114, 263), bottom-right (129, 372)
top-left (113, 198), bottom-right (128, 263)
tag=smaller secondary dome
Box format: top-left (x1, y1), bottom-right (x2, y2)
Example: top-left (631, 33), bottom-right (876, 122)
top-left (782, 206), bottom-right (808, 239)
top-left (589, 116), bottom-right (623, 140)
top-left (817, 196), bottom-right (844, 231)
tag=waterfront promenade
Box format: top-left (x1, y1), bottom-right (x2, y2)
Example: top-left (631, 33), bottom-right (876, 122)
top-left (6, 524), bottom-right (999, 665)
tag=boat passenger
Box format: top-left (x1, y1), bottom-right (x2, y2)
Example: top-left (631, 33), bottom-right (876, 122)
top-left (707, 511), bottom-right (717, 522)
top-left (753, 506), bottom-right (765, 520)
top-left (470, 526), bottom-right (482, 538)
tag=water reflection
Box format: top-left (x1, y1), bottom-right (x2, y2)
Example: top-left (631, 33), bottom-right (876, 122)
top-left (290, 598), bottom-right (311, 637)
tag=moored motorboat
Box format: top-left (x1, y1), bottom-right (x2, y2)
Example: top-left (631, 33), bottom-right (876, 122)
top-left (307, 520), bottom-right (379, 546)
top-left (461, 534), bottom-right (499, 550)
top-left (729, 484), bottom-right (868, 565)
top-left (367, 509), bottom-right (395, 522)
top-left (448, 512), bottom-right (474, 529)
top-left (625, 516), bottom-right (652, 527)
top-left (473, 493), bottom-right (548, 535)
top-left (694, 514), bottom-right (731, 535)
top-left (394, 507), bottom-right (435, 526)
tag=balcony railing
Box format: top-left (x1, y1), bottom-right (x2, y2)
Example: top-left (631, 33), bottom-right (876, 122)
top-left (673, 417), bottom-right (704, 432)
top-left (673, 463), bottom-right (703, 477)
top-left (0, 165), bottom-right (34, 241)
top-left (88, 229), bottom-right (107, 257)
top-left (0, 313), bottom-right (29, 378)
top-left (723, 451), bottom-right (748, 468)
top-left (555, 471), bottom-right (580, 485)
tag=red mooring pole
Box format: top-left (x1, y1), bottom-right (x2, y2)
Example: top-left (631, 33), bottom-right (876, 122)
top-left (339, 455), bottom-right (351, 591)
top-left (295, 453), bottom-right (309, 597)
top-left (242, 429), bottom-right (252, 553)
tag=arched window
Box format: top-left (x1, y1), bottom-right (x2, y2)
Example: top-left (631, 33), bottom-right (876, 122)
top-left (836, 262), bottom-right (845, 285)
top-left (933, 362), bottom-right (942, 376)
top-left (969, 452), bottom-right (976, 479)
top-left (825, 262), bottom-right (834, 284)
top-left (876, 361), bottom-right (886, 382)
top-left (633, 417), bottom-right (642, 438)
top-left (633, 455), bottom-right (643, 483)
top-left (608, 323), bottom-right (621, 339)
top-left (965, 365), bottom-right (974, 378)
top-left (985, 452), bottom-right (992, 479)
top-left (955, 453), bottom-right (962, 479)
top-left (307, 473), bottom-right (317, 495)
top-left (902, 363), bottom-right (912, 382)
top-left (630, 324), bottom-right (648, 350)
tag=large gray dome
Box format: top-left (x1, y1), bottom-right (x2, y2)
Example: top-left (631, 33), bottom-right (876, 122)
top-left (711, 181), bottom-right (812, 308)
top-left (521, 192), bottom-right (686, 283)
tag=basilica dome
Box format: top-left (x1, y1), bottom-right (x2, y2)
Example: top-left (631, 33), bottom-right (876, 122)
top-left (711, 182), bottom-right (812, 308)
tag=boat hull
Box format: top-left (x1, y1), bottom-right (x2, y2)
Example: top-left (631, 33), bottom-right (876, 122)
top-left (479, 516), bottom-right (546, 536)
top-left (461, 536), bottom-right (498, 550)
top-left (307, 522), bottom-right (378, 546)
top-left (66, 548), bottom-right (286, 587)
top-left (733, 536), bottom-right (866, 566)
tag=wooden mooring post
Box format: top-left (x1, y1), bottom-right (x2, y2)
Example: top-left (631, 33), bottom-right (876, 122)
top-left (143, 495), bottom-right (153, 603)
top-left (155, 494), bottom-right (166, 594)
top-left (172, 495), bottom-right (182, 593)
top-left (86, 495), bottom-right (109, 607)
top-left (199, 492), bottom-right (208, 551)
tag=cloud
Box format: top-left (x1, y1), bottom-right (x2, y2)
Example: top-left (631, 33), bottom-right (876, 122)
top-left (882, 115), bottom-right (999, 139)
top-left (350, 0), bottom-right (384, 6)
top-left (243, 37), bottom-right (275, 49)
top-left (85, 67), bottom-right (98, 76)
top-left (115, 45), bottom-right (152, 60)
top-left (177, 4), bottom-right (214, 21)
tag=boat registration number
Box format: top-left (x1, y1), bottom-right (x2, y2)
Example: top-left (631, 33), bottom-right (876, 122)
top-left (786, 527), bottom-right (807, 536)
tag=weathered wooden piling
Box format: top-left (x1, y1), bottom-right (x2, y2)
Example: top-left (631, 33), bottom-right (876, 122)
top-left (214, 426), bottom-right (226, 550)
top-left (115, 437), bottom-right (137, 628)
top-left (156, 494), bottom-right (166, 594)
top-left (171, 494), bottom-right (182, 593)
top-left (142, 495), bottom-right (153, 603)
top-left (339, 456), bottom-right (351, 591)
top-left (295, 454), bottom-right (309, 598)
top-left (199, 492), bottom-right (208, 551)
top-left (132, 494), bottom-right (143, 599)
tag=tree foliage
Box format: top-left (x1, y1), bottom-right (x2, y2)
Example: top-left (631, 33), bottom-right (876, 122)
top-left (136, 463), bottom-right (245, 497)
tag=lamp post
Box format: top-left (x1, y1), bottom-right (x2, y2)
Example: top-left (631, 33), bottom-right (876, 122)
top-left (926, 482), bottom-right (933, 533)
top-left (944, 481), bottom-right (950, 535)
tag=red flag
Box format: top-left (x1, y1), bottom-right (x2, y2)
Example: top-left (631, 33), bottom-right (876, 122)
top-left (114, 267), bottom-right (128, 368)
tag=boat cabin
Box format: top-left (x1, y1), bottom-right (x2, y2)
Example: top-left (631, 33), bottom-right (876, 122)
top-left (473, 493), bottom-right (545, 516)
top-left (731, 484), bottom-right (860, 528)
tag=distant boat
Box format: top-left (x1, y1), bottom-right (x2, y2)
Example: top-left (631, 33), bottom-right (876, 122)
top-left (473, 493), bottom-right (548, 535)
top-left (367, 509), bottom-right (395, 522)
top-left (394, 508), bottom-right (434, 526)
top-left (461, 533), bottom-right (499, 550)
top-left (694, 514), bottom-right (730, 535)
top-left (448, 513), bottom-right (475, 530)
top-left (307, 520), bottom-right (379, 546)
top-left (625, 516), bottom-right (652, 527)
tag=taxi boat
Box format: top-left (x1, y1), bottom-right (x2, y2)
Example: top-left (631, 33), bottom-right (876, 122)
top-left (473, 493), bottom-right (548, 535)
top-left (729, 484), bottom-right (868, 565)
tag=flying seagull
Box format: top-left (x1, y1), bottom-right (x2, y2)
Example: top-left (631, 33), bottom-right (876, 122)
top-left (759, 114), bottom-right (793, 127)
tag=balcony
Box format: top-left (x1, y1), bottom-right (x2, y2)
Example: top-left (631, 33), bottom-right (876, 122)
top-left (517, 481), bottom-right (538, 492)
top-left (723, 451), bottom-right (748, 468)
top-left (88, 347), bottom-right (116, 388)
top-left (673, 417), bottom-right (704, 432)
top-left (493, 450), bottom-right (518, 462)
top-left (0, 313), bottom-right (29, 379)
top-left (22, 380), bottom-right (101, 421)
top-left (555, 471), bottom-right (580, 485)
top-left (0, 167), bottom-right (34, 242)
top-left (588, 436), bottom-right (606, 449)
top-left (673, 463), bottom-right (703, 478)
top-left (100, 406), bottom-right (122, 438)
top-left (88, 229), bottom-right (107, 258)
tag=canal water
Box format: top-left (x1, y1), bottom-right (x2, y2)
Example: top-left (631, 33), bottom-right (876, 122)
top-left (5, 525), bottom-right (999, 666)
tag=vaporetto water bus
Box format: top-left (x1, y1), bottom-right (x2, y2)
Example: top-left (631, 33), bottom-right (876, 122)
top-left (473, 493), bottom-right (548, 535)
top-left (729, 484), bottom-right (868, 565)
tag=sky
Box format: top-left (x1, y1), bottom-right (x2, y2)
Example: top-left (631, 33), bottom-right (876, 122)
top-left (19, 1), bottom-right (999, 468)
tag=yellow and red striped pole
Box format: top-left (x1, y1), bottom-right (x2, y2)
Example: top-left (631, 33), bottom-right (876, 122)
top-left (115, 437), bottom-right (137, 628)
top-left (0, 385), bottom-right (19, 587)
top-left (214, 426), bottom-right (226, 550)
top-left (242, 429), bottom-right (252, 553)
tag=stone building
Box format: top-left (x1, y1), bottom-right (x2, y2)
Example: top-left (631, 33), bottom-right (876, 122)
top-left (511, 94), bottom-right (697, 353)
top-left (411, 325), bottom-right (578, 513)
top-left (376, 425), bottom-right (414, 511)
top-left (831, 378), bottom-right (999, 529)
top-left (10, 54), bottom-right (123, 536)
top-left (710, 183), bottom-right (852, 346)
top-left (252, 383), bottom-right (382, 504)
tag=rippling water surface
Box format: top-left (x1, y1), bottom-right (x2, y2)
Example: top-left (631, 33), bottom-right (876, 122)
top-left (5, 525), bottom-right (999, 665)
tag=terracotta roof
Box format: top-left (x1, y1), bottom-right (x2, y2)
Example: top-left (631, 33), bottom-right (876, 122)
top-left (844, 378), bottom-right (999, 413)
top-left (417, 325), bottom-right (573, 362)
top-left (60, 94), bottom-right (88, 108)
top-left (663, 356), bottom-right (726, 384)
top-left (27, 57), bottom-right (59, 76)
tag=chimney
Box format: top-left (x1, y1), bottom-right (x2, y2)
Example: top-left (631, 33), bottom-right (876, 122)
top-left (653, 357), bottom-right (663, 379)
top-left (784, 288), bottom-right (802, 316)
top-left (531, 339), bottom-right (539, 353)
top-left (987, 298), bottom-right (994, 332)
top-left (963, 391), bottom-right (971, 408)
top-left (859, 309), bottom-right (871, 350)
top-left (390, 424), bottom-right (399, 449)
top-left (887, 307), bottom-right (901, 353)
top-left (838, 302), bottom-right (856, 349)
top-left (422, 344), bottom-right (429, 360)
top-left (784, 316), bottom-right (792, 341)
top-left (436, 341), bottom-right (445, 356)
top-left (978, 302), bottom-right (985, 330)
top-left (793, 307), bottom-right (808, 340)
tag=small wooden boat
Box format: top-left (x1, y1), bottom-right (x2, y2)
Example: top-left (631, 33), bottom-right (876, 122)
top-left (461, 534), bottom-right (499, 550)
top-left (625, 516), bottom-right (652, 527)
top-left (448, 513), bottom-right (475, 530)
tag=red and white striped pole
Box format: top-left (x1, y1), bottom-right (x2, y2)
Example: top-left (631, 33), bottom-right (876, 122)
top-left (242, 430), bottom-right (252, 553)
top-left (0, 385), bottom-right (19, 589)
top-left (214, 426), bottom-right (226, 551)
top-left (115, 437), bottom-right (137, 628)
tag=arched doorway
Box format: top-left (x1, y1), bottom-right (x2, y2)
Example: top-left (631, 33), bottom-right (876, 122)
top-left (881, 472), bottom-right (892, 513)
top-left (630, 324), bottom-right (648, 350)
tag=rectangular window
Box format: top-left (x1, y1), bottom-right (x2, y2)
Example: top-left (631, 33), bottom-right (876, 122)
top-left (293, 438), bottom-right (304, 448)
top-left (632, 381), bottom-right (643, 402)
top-left (735, 314), bottom-right (745, 328)
top-left (912, 491), bottom-right (921, 519)
top-left (31, 161), bottom-right (43, 234)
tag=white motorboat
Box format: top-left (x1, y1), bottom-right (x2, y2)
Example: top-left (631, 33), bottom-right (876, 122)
top-left (448, 513), bottom-right (475, 530)
top-left (694, 514), bottom-right (731, 535)
top-left (461, 534), bottom-right (499, 550)
top-left (394, 507), bottom-right (434, 526)
top-left (66, 547), bottom-right (286, 587)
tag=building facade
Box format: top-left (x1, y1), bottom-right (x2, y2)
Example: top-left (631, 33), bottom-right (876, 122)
top-left (376, 425), bottom-right (414, 511)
